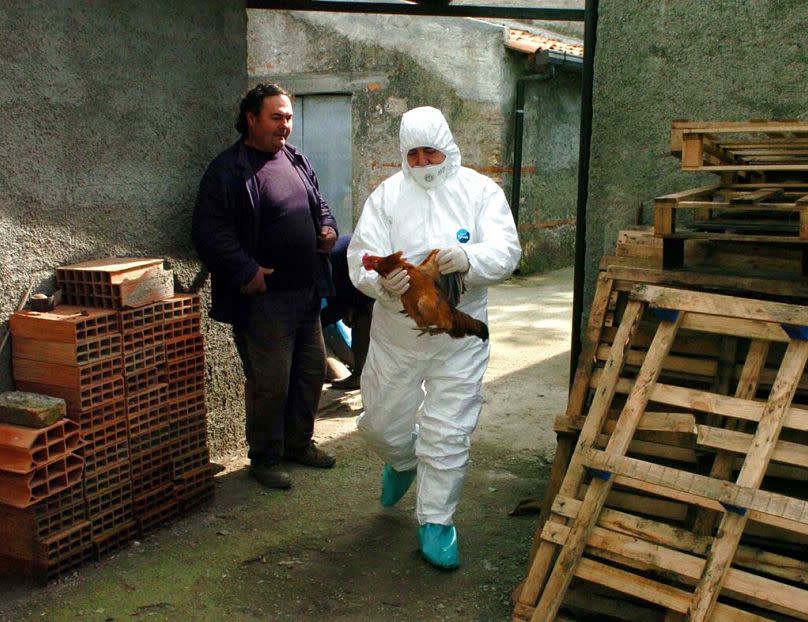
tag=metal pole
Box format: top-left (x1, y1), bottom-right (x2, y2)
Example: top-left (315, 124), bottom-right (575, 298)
top-left (569, 0), bottom-right (598, 387)
top-left (245, 1), bottom-right (585, 21)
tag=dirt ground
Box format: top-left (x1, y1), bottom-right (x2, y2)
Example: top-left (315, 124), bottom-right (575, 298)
top-left (0, 267), bottom-right (573, 622)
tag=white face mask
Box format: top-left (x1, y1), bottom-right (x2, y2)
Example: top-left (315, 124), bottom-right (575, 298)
top-left (410, 162), bottom-right (447, 189)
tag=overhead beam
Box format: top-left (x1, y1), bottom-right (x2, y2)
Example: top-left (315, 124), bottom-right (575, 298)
top-left (245, 1), bottom-right (586, 21)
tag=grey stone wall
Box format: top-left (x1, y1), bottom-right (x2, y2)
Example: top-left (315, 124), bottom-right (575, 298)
top-left (248, 10), bottom-right (518, 224)
top-left (584, 0), bottom-right (808, 312)
top-left (248, 9), bottom-right (582, 274)
top-left (518, 70), bottom-right (581, 273)
top-left (0, 2), bottom-right (247, 455)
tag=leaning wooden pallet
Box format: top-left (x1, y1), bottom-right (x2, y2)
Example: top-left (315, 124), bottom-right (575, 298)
top-left (536, 259), bottom-right (808, 560)
top-left (514, 285), bottom-right (808, 622)
top-left (531, 241), bottom-right (808, 535)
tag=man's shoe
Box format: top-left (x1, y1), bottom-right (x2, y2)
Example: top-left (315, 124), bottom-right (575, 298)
top-left (283, 442), bottom-right (336, 469)
top-left (417, 523), bottom-right (460, 570)
top-left (380, 464), bottom-right (416, 507)
top-left (330, 373), bottom-right (361, 391)
top-left (249, 461), bottom-right (291, 489)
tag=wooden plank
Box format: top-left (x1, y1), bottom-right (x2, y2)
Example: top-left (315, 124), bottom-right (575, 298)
top-left (681, 314), bottom-right (792, 342)
top-left (676, 121), bottom-right (808, 135)
top-left (688, 340), bottom-right (808, 621)
top-left (582, 449), bottom-right (808, 528)
top-left (676, 201), bottom-right (802, 211)
top-left (661, 231), bottom-right (808, 243)
top-left (693, 338), bottom-right (769, 535)
top-left (566, 273), bottom-right (616, 421)
top-left (681, 134), bottom-right (706, 168)
top-left (522, 273), bottom-right (618, 575)
top-left (697, 425), bottom-right (808, 468)
top-left (601, 322), bottom-right (722, 357)
top-left (729, 188), bottom-right (783, 203)
top-left (654, 201), bottom-right (675, 236)
top-left (531, 313), bottom-right (683, 622)
top-left (589, 372), bottom-right (808, 432)
top-left (604, 472), bottom-right (808, 538)
top-left (553, 495), bottom-right (808, 586)
top-left (517, 300), bottom-right (646, 608)
top-left (563, 584), bottom-right (660, 622)
top-left (610, 235), bottom-right (806, 275)
top-left (542, 521), bottom-right (808, 620)
top-left (595, 433), bottom-right (697, 464)
top-left (595, 343), bottom-right (718, 377)
top-left (631, 284), bottom-right (808, 326)
top-left (654, 184), bottom-right (723, 202)
top-left (57, 257), bottom-right (162, 277)
top-left (575, 558), bottom-right (770, 622)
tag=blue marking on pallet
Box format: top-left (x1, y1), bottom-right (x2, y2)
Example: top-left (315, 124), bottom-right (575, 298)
top-left (720, 501), bottom-right (747, 516)
top-left (650, 307), bottom-right (680, 322)
top-left (781, 323), bottom-right (808, 341)
top-left (585, 467), bottom-right (612, 481)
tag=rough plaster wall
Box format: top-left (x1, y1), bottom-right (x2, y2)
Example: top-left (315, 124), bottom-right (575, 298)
top-left (519, 71), bottom-right (581, 273)
top-left (585, 0), bottom-right (808, 314)
top-left (0, 2), bottom-right (247, 456)
top-left (248, 10), bottom-right (519, 231)
top-left (259, 11), bottom-right (515, 104)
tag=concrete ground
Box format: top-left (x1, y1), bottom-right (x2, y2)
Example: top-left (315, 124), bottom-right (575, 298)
top-left (0, 267), bottom-right (573, 622)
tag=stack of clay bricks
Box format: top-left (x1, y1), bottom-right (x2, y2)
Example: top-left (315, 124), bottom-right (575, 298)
top-left (118, 292), bottom-right (212, 533)
top-left (0, 392), bottom-right (91, 584)
top-left (3, 257), bottom-right (213, 583)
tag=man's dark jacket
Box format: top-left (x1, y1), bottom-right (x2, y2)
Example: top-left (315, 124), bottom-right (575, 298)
top-left (192, 139), bottom-right (337, 327)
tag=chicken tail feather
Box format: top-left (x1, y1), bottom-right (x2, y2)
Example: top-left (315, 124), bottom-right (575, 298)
top-left (448, 309), bottom-right (489, 341)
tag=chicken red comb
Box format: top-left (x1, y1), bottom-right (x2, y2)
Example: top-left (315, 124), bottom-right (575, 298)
top-left (361, 253), bottom-right (372, 270)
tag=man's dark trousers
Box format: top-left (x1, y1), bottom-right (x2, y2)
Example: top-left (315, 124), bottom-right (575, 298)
top-left (233, 285), bottom-right (325, 464)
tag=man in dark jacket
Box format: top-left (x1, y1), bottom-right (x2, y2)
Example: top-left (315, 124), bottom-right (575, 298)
top-left (193, 83), bottom-right (337, 489)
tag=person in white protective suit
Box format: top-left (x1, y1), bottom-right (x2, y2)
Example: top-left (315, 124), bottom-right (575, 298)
top-left (346, 106), bottom-right (521, 569)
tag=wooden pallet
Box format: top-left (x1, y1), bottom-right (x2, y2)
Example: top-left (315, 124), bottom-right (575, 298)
top-left (513, 285), bottom-right (808, 622)
top-left (528, 236), bottom-right (808, 540)
top-left (653, 182), bottom-right (808, 272)
top-left (671, 120), bottom-right (808, 175)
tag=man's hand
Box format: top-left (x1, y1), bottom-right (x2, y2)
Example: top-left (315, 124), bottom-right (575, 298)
top-left (241, 266), bottom-right (275, 294)
top-left (380, 268), bottom-right (410, 296)
top-left (317, 226), bottom-right (337, 253)
top-left (436, 246), bottom-right (469, 275)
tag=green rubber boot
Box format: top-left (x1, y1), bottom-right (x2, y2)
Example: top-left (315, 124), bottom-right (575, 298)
top-left (379, 464), bottom-right (416, 507)
top-left (417, 523), bottom-right (460, 570)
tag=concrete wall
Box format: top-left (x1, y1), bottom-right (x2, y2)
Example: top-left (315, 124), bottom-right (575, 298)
top-left (0, 1), bottom-right (247, 455)
top-left (248, 10), bottom-right (518, 219)
top-left (247, 9), bottom-right (582, 272)
top-left (584, 0), bottom-right (808, 311)
top-left (518, 71), bottom-right (581, 273)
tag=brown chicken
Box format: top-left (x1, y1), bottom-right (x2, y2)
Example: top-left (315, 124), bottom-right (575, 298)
top-left (362, 249), bottom-right (488, 341)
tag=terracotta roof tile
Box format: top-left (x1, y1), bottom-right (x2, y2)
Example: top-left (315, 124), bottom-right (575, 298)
top-left (505, 28), bottom-right (583, 58)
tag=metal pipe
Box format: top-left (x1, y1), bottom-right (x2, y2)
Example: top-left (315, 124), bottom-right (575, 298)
top-left (511, 71), bottom-right (555, 226)
top-left (246, 1), bottom-right (585, 20)
top-left (569, 0), bottom-right (598, 387)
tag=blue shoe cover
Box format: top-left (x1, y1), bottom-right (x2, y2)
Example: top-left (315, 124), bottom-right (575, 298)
top-left (417, 523), bottom-right (460, 569)
top-left (380, 464), bottom-right (416, 507)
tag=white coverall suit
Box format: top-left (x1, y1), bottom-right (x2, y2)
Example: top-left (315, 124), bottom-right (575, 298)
top-left (347, 107), bottom-right (521, 526)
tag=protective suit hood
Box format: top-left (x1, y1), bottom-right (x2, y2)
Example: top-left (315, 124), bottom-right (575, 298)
top-left (400, 107), bottom-right (461, 187)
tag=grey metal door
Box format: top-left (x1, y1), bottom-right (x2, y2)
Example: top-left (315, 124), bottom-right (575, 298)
top-left (289, 95), bottom-right (353, 234)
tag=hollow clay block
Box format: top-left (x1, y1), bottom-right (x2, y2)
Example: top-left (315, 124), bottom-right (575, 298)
top-left (0, 392), bottom-right (66, 428)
